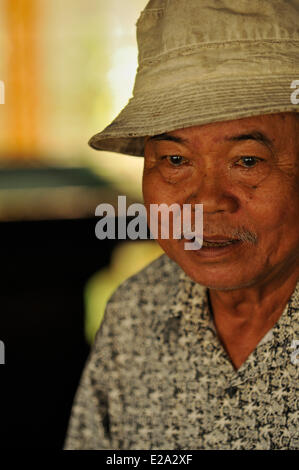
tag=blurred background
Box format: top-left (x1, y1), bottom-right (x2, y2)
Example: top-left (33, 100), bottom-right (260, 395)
top-left (0, 0), bottom-right (163, 448)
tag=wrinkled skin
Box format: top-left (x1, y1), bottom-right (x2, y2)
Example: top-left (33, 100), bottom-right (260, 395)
top-left (143, 112), bottom-right (299, 368)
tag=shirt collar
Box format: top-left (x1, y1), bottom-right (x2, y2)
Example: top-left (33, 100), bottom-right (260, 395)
top-left (175, 267), bottom-right (299, 331)
top-left (164, 263), bottom-right (299, 377)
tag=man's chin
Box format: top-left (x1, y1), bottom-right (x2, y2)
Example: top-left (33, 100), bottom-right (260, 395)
top-left (189, 276), bottom-right (257, 291)
top-left (180, 263), bottom-right (258, 291)
top-left (161, 245), bottom-right (258, 289)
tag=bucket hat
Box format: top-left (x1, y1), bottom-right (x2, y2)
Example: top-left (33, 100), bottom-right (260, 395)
top-left (89, 0), bottom-right (299, 157)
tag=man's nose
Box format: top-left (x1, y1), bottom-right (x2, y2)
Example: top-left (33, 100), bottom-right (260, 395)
top-left (186, 169), bottom-right (239, 214)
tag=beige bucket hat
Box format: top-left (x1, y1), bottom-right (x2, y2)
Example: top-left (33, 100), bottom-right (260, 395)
top-left (89, 0), bottom-right (299, 157)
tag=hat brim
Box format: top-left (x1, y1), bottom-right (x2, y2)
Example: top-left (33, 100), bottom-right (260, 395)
top-left (88, 74), bottom-right (299, 157)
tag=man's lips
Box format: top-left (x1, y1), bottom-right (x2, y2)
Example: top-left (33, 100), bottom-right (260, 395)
top-left (202, 235), bottom-right (239, 242)
top-left (184, 234), bottom-right (240, 242)
top-left (183, 234), bottom-right (242, 248)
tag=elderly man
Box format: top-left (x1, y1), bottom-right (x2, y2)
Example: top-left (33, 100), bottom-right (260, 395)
top-left (65, 0), bottom-right (299, 450)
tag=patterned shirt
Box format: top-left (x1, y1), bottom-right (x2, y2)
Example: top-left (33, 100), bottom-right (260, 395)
top-left (64, 254), bottom-right (299, 450)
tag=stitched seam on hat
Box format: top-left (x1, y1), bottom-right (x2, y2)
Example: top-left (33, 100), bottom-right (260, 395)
top-left (141, 39), bottom-right (299, 64)
top-left (133, 74), bottom-right (297, 94)
top-left (98, 105), bottom-right (298, 134)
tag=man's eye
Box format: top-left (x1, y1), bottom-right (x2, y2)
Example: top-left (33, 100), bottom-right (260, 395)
top-left (236, 156), bottom-right (264, 168)
top-left (164, 155), bottom-right (185, 166)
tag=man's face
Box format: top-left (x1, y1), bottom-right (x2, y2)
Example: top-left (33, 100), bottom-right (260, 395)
top-left (143, 113), bottom-right (299, 290)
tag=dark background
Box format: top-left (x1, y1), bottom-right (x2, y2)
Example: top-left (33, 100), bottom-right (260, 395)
top-left (0, 217), bottom-right (119, 449)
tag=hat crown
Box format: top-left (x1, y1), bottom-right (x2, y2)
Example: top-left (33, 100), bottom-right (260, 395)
top-left (89, 0), bottom-right (299, 157)
top-left (137, 0), bottom-right (299, 64)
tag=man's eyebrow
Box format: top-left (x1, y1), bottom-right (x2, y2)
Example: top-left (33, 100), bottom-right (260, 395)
top-left (225, 131), bottom-right (274, 150)
top-left (148, 133), bottom-right (187, 144)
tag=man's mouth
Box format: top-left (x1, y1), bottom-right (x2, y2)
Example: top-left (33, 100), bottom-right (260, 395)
top-left (186, 234), bottom-right (241, 247)
top-left (202, 239), bottom-right (240, 247)
top-left (183, 233), bottom-right (244, 257)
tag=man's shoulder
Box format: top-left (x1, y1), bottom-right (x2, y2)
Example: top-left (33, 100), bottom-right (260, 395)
top-left (107, 252), bottom-right (181, 307)
top-left (92, 253), bottom-right (183, 345)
